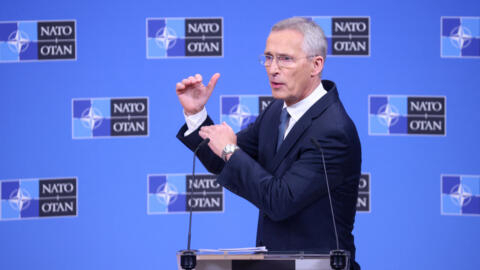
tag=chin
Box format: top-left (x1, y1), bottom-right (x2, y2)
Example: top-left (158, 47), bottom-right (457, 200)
top-left (271, 90), bottom-right (286, 100)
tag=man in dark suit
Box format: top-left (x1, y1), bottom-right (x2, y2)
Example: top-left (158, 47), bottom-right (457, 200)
top-left (175, 17), bottom-right (361, 270)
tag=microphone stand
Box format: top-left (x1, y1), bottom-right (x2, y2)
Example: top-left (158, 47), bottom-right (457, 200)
top-left (310, 138), bottom-right (348, 270)
top-left (180, 138), bottom-right (210, 270)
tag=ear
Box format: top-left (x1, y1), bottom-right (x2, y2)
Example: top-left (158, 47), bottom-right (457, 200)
top-left (311, 56), bottom-right (324, 77)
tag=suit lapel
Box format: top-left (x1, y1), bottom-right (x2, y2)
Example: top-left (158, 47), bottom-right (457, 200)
top-left (267, 84), bottom-right (339, 173)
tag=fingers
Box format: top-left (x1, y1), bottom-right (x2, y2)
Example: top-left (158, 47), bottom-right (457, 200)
top-left (176, 82), bottom-right (185, 91)
top-left (199, 125), bottom-right (213, 139)
top-left (222, 121), bottom-right (233, 131)
top-left (176, 73), bottom-right (219, 95)
top-left (206, 73), bottom-right (221, 93)
top-left (199, 124), bottom-right (216, 140)
top-left (199, 125), bottom-right (211, 134)
top-left (198, 129), bottom-right (207, 139)
top-left (200, 123), bottom-right (232, 137)
top-left (187, 76), bottom-right (195, 84)
top-left (176, 73), bottom-right (219, 88)
top-left (178, 74), bottom-right (203, 87)
top-left (184, 76), bottom-right (195, 85)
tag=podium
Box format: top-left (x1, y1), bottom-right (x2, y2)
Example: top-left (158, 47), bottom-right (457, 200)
top-left (177, 251), bottom-right (350, 270)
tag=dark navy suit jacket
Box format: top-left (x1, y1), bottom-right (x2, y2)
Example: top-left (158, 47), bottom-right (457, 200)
top-left (177, 80), bottom-right (361, 269)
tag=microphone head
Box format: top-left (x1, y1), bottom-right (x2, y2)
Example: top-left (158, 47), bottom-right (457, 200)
top-left (330, 250), bottom-right (347, 270)
top-left (194, 138), bottom-right (211, 154)
top-left (199, 138), bottom-right (210, 148)
top-left (180, 250), bottom-right (197, 270)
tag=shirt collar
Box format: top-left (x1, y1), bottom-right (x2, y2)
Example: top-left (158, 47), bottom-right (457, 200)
top-left (283, 81), bottom-right (328, 123)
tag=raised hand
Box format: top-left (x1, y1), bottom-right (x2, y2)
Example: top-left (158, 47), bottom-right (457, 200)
top-left (176, 73), bottom-right (220, 115)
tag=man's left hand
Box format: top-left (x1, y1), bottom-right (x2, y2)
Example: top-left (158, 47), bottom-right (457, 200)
top-left (198, 122), bottom-right (237, 158)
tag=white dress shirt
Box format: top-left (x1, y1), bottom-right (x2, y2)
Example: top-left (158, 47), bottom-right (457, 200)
top-left (282, 82), bottom-right (327, 138)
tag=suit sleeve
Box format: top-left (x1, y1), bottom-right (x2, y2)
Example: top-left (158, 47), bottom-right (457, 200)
top-left (217, 117), bottom-right (360, 222)
top-left (176, 116), bottom-right (225, 174)
top-left (176, 114), bottom-right (263, 175)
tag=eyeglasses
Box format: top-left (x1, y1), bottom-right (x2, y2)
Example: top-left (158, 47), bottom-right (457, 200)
top-left (259, 54), bottom-right (315, 68)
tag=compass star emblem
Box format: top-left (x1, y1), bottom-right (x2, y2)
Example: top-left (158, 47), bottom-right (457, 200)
top-left (7, 30), bottom-right (30, 54)
top-left (80, 107), bottom-right (103, 130)
top-left (156, 183), bottom-right (178, 205)
top-left (155, 27), bottom-right (177, 49)
top-left (9, 188), bottom-right (31, 211)
top-left (450, 184), bottom-right (472, 207)
top-left (229, 104), bottom-right (251, 128)
top-left (449, 26), bottom-right (472, 49)
top-left (377, 104), bottom-right (399, 127)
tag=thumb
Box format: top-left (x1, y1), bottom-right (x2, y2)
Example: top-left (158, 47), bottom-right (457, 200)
top-left (222, 121), bottom-right (232, 129)
top-left (206, 73), bottom-right (221, 93)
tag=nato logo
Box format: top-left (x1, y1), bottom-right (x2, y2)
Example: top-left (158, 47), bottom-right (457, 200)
top-left (307, 16), bottom-right (370, 56)
top-left (72, 97), bottom-right (149, 139)
top-left (369, 95), bottom-right (446, 136)
top-left (442, 175), bottom-right (480, 216)
top-left (221, 95), bottom-right (275, 133)
top-left (0, 20), bottom-right (76, 62)
top-left (441, 17), bottom-right (480, 58)
top-left (146, 17), bottom-right (223, 58)
top-left (148, 174), bottom-right (224, 214)
top-left (1, 177), bottom-right (77, 221)
top-left (357, 173), bottom-right (370, 213)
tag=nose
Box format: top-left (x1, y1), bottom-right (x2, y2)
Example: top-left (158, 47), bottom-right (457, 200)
top-left (267, 58), bottom-right (280, 75)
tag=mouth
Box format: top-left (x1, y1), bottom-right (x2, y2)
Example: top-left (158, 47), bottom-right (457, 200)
top-left (270, 81), bottom-right (285, 89)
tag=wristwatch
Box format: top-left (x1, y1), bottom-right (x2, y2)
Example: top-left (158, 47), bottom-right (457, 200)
top-left (221, 144), bottom-right (240, 162)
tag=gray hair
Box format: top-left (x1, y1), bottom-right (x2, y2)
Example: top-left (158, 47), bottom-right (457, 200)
top-left (271, 17), bottom-right (327, 60)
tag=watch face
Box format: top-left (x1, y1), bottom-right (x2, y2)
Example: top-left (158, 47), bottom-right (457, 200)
top-left (226, 144), bottom-right (235, 152)
top-left (222, 144), bottom-right (239, 161)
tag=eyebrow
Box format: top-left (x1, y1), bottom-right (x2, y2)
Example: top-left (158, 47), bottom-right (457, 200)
top-left (263, 52), bottom-right (293, 57)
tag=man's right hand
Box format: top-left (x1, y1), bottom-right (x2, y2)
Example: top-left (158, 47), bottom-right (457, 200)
top-left (176, 73), bottom-right (220, 115)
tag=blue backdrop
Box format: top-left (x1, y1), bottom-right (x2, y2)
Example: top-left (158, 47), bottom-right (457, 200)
top-left (1, 0), bottom-right (479, 269)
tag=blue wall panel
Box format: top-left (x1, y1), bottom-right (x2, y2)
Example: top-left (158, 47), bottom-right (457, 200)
top-left (1, 0), bottom-right (479, 269)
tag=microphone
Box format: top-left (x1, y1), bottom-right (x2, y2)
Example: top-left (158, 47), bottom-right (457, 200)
top-left (180, 138), bottom-right (210, 270)
top-left (310, 138), bottom-right (348, 270)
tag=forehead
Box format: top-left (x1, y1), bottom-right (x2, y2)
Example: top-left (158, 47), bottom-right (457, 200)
top-left (265, 29), bottom-right (305, 55)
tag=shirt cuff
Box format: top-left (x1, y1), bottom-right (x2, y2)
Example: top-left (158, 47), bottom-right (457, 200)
top-left (183, 107), bottom-right (207, 136)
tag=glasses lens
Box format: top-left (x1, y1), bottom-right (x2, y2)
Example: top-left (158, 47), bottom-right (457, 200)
top-left (259, 55), bottom-right (268, 66)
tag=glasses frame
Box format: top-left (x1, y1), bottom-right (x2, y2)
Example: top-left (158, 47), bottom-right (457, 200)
top-left (259, 54), bottom-right (317, 68)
